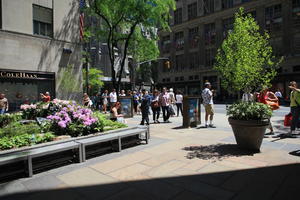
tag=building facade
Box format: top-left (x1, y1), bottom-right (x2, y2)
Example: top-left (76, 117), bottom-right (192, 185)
top-left (0, 0), bottom-right (82, 111)
top-left (158, 0), bottom-right (300, 101)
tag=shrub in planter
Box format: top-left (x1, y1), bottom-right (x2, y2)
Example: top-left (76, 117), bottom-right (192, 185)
top-left (213, 8), bottom-right (282, 150)
top-left (0, 113), bottom-right (22, 128)
top-left (46, 104), bottom-right (99, 137)
top-left (227, 102), bottom-right (273, 121)
top-left (0, 132), bottom-right (55, 150)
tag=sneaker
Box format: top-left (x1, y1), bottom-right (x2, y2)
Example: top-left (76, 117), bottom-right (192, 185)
top-left (156, 120), bottom-right (160, 123)
top-left (208, 124), bottom-right (216, 128)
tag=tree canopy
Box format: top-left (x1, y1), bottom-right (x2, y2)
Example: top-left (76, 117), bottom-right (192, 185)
top-left (214, 8), bottom-right (282, 93)
top-left (86, 0), bottom-right (175, 91)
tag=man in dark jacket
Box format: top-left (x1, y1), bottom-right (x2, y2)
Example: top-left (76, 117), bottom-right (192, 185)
top-left (140, 89), bottom-right (151, 125)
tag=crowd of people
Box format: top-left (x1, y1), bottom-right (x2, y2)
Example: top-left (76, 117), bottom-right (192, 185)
top-left (81, 87), bottom-right (184, 125)
top-left (1, 81), bottom-right (300, 136)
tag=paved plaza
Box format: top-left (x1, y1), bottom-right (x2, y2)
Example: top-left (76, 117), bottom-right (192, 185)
top-left (0, 105), bottom-right (300, 200)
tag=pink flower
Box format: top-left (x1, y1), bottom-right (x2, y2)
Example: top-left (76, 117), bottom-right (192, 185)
top-left (58, 121), bottom-right (67, 128)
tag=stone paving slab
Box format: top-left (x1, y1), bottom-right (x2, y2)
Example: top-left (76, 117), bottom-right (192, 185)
top-left (1, 108), bottom-right (300, 200)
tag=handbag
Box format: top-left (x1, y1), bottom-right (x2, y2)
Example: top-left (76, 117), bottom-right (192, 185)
top-left (284, 113), bottom-right (292, 127)
top-left (168, 105), bottom-right (175, 115)
top-left (151, 101), bottom-right (159, 108)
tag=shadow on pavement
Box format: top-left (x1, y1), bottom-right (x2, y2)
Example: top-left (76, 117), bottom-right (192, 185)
top-left (183, 143), bottom-right (259, 161)
top-left (0, 164), bottom-right (299, 200)
top-left (289, 150), bottom-right (300, 157)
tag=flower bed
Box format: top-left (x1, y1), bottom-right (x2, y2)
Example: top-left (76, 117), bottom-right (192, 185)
top-left (0, 99), bottom-right (127, 150)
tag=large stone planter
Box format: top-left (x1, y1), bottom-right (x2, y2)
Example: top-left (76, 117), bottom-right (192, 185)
top-left (228, 118), bottom-right (269, 151)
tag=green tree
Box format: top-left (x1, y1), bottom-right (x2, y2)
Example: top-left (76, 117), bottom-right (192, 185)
top-left (83, 68), bottom-right (104, 94)
top-left (214, 8), bottom-right (282, 94)
top-left (86, 0), bottom-right (175, 91)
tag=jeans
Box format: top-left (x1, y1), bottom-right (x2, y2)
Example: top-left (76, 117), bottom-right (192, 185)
top-left (151, 106), bottom-right (160, 121)
top-left (141, 107), bottom-right (149, 125)
top-left (161, 106), bottom-right (170, 122)
top-left (0, 109), bottom-right (5, 115)
top-left (291, 106), bottom-right (300, 131)
top-left (176, 103), bottom-right (183, 116)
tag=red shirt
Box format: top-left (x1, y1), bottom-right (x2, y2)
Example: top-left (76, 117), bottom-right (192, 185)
top-left (43, 95), bottom-right (51, 102)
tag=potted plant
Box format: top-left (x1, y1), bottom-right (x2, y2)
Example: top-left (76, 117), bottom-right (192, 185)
top-left (214, 8), bottom-right (282, 150)
top-left (227, 102), bottom-right (272, 150)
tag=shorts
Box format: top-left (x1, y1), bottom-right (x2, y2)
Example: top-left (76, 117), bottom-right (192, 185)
top-left (204, 104), bottom-right (214, 115)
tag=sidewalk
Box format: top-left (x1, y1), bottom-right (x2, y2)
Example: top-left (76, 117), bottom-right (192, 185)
top-left (1, 111), bottom-right (300, 200)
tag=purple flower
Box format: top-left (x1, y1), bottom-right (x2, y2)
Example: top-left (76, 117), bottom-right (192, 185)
top-left (58, 121), bottom-right (67, 128)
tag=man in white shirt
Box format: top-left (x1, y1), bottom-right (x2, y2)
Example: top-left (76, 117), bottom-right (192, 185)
top-left (201, 82), bottom-right (216, 128)
top-left (109, 89), bottom-right (117, 107)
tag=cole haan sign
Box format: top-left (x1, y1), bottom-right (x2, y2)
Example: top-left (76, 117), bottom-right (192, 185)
top-left (0, 71), bottom-right (38, 79)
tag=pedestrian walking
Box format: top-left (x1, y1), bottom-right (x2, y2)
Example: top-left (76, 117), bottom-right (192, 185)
top-left (140, 89), bottom-right (151, 125)
top-left (169, 88), bottom-right (176, 117)
top-left (159, 87), bottom-right (171, 123)
top-left (133, 91), bottom-right (139, 115)
top-left (257, 88), bottom-right (279, 135)
top-left (175, 90), bottom-right (183, 117)
top-left (288, 81), bottom-right (300, 135)
top-left (109, 89), bottom-right (117, 107)
top-left (151, 90), bottom-right (161, 123)
top-left (201, 82), bottom-right (216, 128)
top-left (102, 90), bottom-right (109, 114)
top-left (0, 93), bottom-right (8, 114)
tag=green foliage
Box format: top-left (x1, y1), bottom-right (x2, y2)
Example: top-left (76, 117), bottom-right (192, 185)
top-left (0, 113), bottom-right (22, 128)
top-left (0, 132), bottom-right (55, 150)
top-left (93, 111), bottom-right (127, 131)
top-left (214, 8), bottom-right (282, 93)
top-left (227, 101), bottom-right (273, 120)
top-left (86, 0), bottom-right (175, 90)
top-left (0, 122), bottom-right (41, 138)
top-left (83, 68), bottom-right (104, 94)
top-left (58, 65), bottom-right (81, 94)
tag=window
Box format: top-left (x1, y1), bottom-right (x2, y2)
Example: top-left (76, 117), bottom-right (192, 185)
top-left (180, 76), bottom-right (184, 81)
top-left (204, 23), bottom-right (216, 45)
top-left (174, 31), bottom-right (184, 51)
top-left (188, 27), bottom-right (199, 48)
top-left (188, 2), bottom-right (197, 20)
top-left (292, 0), bottom-right (300, 27)
top-left (194, 75), bottom-right (199, 80)
top-left (175, 54), bottom-right (185, 71)
top-left (223, 17), bottom-right (234, 38)
top-left (175, 77), bottom-right (179, 82)
top-left (222, 0), bottom-right (234, 9)
top-left (203, 0), bottom-right (214, 15)
top-left (33, 4), bottom-right (53, 37)
top-left (161, 35), bottom-right (171, 53)
top-left (174, 8), bottom-right (182, 25)
top-left (205, 48), bottom-right (216, 67)
top-left (189, 76), bottom-right (194, 81)
top-left (189, 52), bottom-right (199, 69)
top-left (265, 4), bottom-right (282, 32)
top-left (293, 65), bottom-right (300, 72)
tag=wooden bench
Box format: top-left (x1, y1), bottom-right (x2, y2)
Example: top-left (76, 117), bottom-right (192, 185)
top-left (77, 126), bottom-right (149, 162)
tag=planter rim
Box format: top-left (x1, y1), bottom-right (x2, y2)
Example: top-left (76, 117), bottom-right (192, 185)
top-left (0, 125), bottom-right (143, 156)
top-left (228, 117), bottom-right (270, 127)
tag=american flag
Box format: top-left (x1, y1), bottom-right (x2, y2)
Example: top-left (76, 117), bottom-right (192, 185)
top-left (79, 0), bottom-right (86, 41)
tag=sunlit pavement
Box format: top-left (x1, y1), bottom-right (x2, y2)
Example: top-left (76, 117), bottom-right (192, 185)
top-left (0, 105), bottom-right (299, 200)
